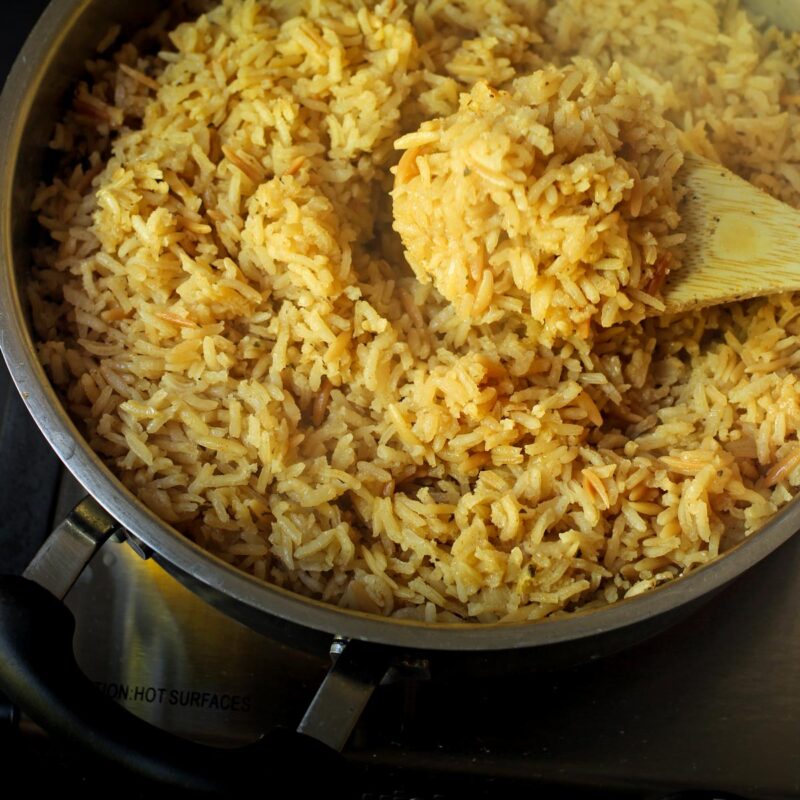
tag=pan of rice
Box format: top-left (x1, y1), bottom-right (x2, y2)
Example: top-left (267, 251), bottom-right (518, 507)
top-left (2, 0), bottom-right (800, 787)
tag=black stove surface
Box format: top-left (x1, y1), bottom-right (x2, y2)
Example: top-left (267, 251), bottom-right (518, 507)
top-left (2, 4), bottom-right (800, 799)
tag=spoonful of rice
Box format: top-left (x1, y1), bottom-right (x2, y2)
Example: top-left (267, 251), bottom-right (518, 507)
top-left (391, 62), bottom-right (800, 340)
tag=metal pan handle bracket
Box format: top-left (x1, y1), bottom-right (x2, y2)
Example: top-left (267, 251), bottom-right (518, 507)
top-left (23, 496), bottom-right (119, 600)
top-left (0, 497), bottom-right (391, 793)
top-left (299, 635), bottom-right (391, 752)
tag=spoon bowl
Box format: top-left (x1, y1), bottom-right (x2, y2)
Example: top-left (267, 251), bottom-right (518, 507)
top-left (659, 153), bottom-right (800, 315)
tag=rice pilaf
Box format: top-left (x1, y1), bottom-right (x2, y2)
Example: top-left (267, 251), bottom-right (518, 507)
top-left (30, 0), bottom-right (800, 622)
top-left (392, 62), bottom-right (686, 339)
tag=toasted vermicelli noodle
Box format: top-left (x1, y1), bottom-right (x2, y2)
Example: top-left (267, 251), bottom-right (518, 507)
top-left (29, 0), bottom-right (800, 623)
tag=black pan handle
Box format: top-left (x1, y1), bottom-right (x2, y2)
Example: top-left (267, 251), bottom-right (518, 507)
top-left (0, 575), bottom-right (346, 794)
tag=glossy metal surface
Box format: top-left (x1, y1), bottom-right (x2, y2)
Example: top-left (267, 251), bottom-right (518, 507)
top-left (24, 497), bottom-right (119, 600)
top-left (298, 639), bottom-right (389, 751)
top-left (66, 536), bottom-right (329, 748)
top-left (1, 0), bottom-right (799, 655)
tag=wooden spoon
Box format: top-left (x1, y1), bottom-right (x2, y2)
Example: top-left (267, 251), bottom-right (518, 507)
top-left (659, 153), bottom-right (800, 315)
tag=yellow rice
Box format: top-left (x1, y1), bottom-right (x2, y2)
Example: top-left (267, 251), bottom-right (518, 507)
top-left (392, 62), bottom-right (685, 340)
top-left (29, 0), bottom-right (800, 623)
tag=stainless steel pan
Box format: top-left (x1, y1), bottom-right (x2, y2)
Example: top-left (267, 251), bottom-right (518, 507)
top-left (1, 0), bottom-right (798, 792)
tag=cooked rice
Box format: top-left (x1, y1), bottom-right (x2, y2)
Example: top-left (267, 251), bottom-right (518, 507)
top-left (29, 0), bottom-right (800, 623)
top-left (392, 63), bottom-right (685, 339)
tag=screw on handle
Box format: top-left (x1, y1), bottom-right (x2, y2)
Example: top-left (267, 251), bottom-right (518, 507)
top-left (0, 575), bottom-right (346, 794)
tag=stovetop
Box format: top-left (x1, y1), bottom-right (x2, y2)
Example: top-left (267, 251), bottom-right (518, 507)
top-left (2, 4), bottom-right (800, 798)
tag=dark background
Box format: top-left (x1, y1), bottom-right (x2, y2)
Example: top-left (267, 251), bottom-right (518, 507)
top-left (0, 1), bottom-right (59, 575)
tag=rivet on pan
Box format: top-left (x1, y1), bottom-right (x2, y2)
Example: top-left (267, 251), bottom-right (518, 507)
top-left (329, 635), bottom-right (348, 662)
